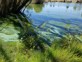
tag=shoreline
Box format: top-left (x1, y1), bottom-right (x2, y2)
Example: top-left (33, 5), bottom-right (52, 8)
top-left (31, 0), bottom-right (82, 4)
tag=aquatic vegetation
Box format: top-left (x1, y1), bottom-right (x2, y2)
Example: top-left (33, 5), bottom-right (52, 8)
top-left (0, 10), bottom-right (82, 62)
top-left (0, 13), bottom-right (49, 51)
top-left (24, 3), bottom-right (82, 43)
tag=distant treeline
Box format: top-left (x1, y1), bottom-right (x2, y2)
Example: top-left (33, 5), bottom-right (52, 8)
top-left (31, 0), bottom-right (82, 3)
top-left (0, 0), bottom-right (31, 16)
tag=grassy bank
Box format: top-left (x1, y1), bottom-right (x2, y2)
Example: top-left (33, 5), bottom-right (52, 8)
top-left (0, 35), bottom-right (82, 62)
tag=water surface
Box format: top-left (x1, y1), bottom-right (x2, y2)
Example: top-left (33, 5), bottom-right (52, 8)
top-left (0, 2), bottom-right (82, 42)
top-left (23, 2), bottom-right (82, 41)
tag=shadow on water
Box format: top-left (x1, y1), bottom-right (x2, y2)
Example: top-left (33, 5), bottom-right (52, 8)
top-left (16, 13), bottom-right (51, 50)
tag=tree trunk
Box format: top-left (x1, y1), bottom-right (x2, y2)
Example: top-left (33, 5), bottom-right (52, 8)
top-left (0, 0), bottom-right (31, 16)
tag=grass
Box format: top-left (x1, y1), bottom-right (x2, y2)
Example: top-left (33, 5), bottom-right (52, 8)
top-left (0, 34), bottom-right (82, 62)
top-left (0, 14), bottom-right (82, 62)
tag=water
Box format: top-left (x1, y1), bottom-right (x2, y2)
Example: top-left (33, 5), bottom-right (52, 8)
top-left (0, 2), bottom-right (82, 42)
top-left (23, 2), bottom-right (82, 41)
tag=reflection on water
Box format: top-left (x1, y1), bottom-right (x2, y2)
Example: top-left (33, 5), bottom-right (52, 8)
top-left (1, 2), bottom-right (82, 42)
top-left (32, 4), bottom-right (44, 13)
top-left (23, 2), bottom-right (82, 41)
top-left (25, 2), bottom-right (82, 19)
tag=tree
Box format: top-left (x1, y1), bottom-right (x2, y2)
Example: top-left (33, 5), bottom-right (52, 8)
top-left (0, 0), bottom-right (31, 16)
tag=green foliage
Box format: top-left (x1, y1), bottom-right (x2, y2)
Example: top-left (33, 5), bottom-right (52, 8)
top-left (0, 35), bottom-right (82, 62)
top-left (0, 14), bottom-right (82, 62)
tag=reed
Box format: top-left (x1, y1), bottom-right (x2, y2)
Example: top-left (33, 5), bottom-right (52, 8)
top-left (0, 0), bottom-right (31, 16)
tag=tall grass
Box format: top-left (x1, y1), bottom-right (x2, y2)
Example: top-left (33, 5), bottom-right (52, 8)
top-left (0, 35), bottom-right (82, 62)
